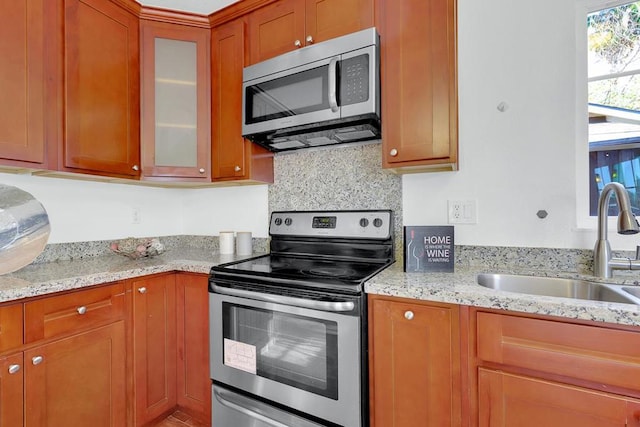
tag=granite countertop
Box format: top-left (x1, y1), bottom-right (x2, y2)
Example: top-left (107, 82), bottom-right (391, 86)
top-left (365, 263), bottom-right (640, 327)
top-left (0, 247), bottom-right (261, 303)
top-left (4, 246), bottom-right (640, 328)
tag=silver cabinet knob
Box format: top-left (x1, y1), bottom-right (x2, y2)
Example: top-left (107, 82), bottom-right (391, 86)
top-left (8, 364), bottom-right (20, 374)
top-left (294, 39), bottom-right (302, 47)
top-left (76, 306), bottom-right (87, 315)
top-left (132, 165), bottom-right (139, 171)
top-left (404, 311), bottom-right (414, 320)
top-left (389, 148), bottom-right (398, 157)
top-left (199, 168), bottom-right (205, 174)
top-left (234, 165), bottom-right (241, 172)
top-left (306, 35), bottom-right (314, 44)
top-left (32, 356), bottom-right (44, 365)
top-left (138, 287), bottom-right (147, 294)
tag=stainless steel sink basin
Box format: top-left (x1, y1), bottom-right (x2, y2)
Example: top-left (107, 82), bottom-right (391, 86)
top-left (477, 273), bottom-right (640, 305)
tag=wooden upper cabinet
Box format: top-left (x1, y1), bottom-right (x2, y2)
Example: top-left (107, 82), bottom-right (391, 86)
top-left (248, 0), bottom-right (373, 64)
top-left (211, 18), bottom-right (274, 183)
top-left (140, 20), bottom-right (211, 182)
top-left (369, 296), bottom-right (462, 427)
top-left (305, 0), bottom-right (373, 45)
top-left (0, 0), bottom-right (52, 168)
top-left (376, 0), bottom-right (458, 172)
top-left (62, 0), bottom-right (140, 178)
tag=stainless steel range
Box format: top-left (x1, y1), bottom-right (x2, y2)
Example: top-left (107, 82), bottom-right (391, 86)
top-left (209, 210), bottom-right (394, 427)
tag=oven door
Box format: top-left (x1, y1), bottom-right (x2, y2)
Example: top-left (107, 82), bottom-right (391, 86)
top-left (209, 290), bottom-right (362, 427)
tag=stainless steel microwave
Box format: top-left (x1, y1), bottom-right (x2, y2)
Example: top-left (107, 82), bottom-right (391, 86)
top-left (242, 28), bottom-right (380, 152)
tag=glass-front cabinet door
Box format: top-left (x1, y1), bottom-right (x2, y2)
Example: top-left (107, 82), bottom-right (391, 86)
top-left (140, 20), bottom-right (210, 181)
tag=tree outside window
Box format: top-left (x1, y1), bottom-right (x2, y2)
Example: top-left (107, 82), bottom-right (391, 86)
top-left (588, 1), bottom-right (640, 216)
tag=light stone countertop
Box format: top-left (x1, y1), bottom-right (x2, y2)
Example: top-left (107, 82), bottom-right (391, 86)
top-left (0, 248), bottom-right (262, 303)
top-left (4, 247), bottom-right (640, 328)
top-left (365, 263), bottom-right (640, 327)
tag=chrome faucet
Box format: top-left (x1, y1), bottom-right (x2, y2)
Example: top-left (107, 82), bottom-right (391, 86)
top-left (593, 182), bottom-right (640, 278)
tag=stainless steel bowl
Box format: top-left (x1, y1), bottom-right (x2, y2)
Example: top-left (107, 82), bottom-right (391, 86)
top-left (0, 184), bottom-right (50, 274)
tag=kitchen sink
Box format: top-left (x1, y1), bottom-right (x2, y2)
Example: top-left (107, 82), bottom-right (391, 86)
top-left (477, 273), bottom-right (640, 305)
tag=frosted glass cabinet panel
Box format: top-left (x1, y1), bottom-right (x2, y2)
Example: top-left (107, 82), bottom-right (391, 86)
top-left (155, 39), bottom-right (197, 168)
top-left (141, 21), bottom-right (210, 181)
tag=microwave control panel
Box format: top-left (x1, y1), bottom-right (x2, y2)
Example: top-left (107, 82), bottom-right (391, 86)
top-left (341, 54), bottom-right (370, 106)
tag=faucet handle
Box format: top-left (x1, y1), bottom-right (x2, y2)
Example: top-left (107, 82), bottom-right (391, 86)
top-left (636, 245), bottom-right (640, 260)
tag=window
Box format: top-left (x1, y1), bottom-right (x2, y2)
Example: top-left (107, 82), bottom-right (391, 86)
top-left (587, 1), bottom-right (640, 216)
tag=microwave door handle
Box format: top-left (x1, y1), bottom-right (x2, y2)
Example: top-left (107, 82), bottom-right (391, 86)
top-left (328, 56), bottom-right (339, 112)
top-left (214, 388), bottom-right (290, 427)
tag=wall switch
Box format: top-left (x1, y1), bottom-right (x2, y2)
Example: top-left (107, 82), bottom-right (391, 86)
top-left (448, 200), bottom-right (477, 224)
top-left (131, 207), bottom-right (141, 224)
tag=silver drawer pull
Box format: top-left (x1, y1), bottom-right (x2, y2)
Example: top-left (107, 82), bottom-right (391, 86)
top-left (32, 356), bottom-right (43, 366)
top-left (294, 39), bottom-right (302, 47)
top-left (77, 306), bottom-right (87, 315)
top-left (389, 148), bottom-right (398, 157)
top-left (234, 165), bottom-right (241, 172)
top-left (138, 287), bottom-right (147, 294)
top-left (404, 311), bottom-right (414, 320)
top-left (8, 364), bottom-right (20, 374)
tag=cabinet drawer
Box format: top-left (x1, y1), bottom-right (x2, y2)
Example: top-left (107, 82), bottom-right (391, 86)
top-left (477, 312), bottom-right (640, 392)
top-left (25, 282), bottom-right (125, 343)
top-left (0, 304), bottom-right (23, 352)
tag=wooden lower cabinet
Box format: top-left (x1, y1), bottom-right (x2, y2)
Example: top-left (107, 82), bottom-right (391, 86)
top-left (368, 295), bottom-right (462, 426)
top-left (176, 273), bottom-right (211, 425)
top-left (478, 368), bottom-right (640, 427)
top-left (0, 352), bottom-right (24, 427)
top-left (132, 273), bottom-right (178, 426)
top-left (24, 322), bottom-right (127, 426)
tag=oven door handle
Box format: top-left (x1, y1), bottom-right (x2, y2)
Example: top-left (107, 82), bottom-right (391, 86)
top-left (211, 284), bottom-right (355, 312)
top-left (214, 387), bottom-right (290, 427)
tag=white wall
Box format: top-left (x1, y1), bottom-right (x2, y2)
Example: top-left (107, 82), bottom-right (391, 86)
top-left (3, 0), bottom-right (630, 251)
top-left (404, 0), bottom-right (627, 251)
top-left (0, 172), bottom-right (269, 243)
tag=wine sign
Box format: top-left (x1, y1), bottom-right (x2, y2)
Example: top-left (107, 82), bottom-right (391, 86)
top-left (403, 226), bottom-right (454, 272)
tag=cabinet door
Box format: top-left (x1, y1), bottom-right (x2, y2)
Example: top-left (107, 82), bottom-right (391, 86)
top-left (63, 0), bottom-right (140, 178)
top-left (0, 303), bottom-right (23, 353)
top-left (248, 0), bottom-right (305, 64)
top-left (141, 20), bottom-right (211, 181)
top-left (305, 0), bottom-right (373, 45)
top-left (0, 0), bottom-right (48, 167)
top-left (369, 297), bottom-right (461, 426)
top-left (24, 322), bottom-right (126, 427)
top-left (176, 273), bottom-right (211, 424)
top-left (132, 274), bottom-right (177, 426)
top-left (478, 368), bottom-right (640, 427)
top-left (377, 0), bottom-right (458, 172)
top-left (211, 18), bottom-right (274, 183)
top-left (0, 353), bottom-right (24, 427)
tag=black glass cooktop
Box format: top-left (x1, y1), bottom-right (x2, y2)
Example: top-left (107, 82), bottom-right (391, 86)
top-left (210, 254), bottom-right (392, 293)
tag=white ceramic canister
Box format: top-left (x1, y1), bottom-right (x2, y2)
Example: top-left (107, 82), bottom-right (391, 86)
top-left (219, 231), bottom-right (235, 255)
top-left (236, 232), bottom-right (252, 256)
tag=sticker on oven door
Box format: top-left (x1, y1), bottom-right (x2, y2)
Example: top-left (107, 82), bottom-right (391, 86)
top-left (223, 338), bottom-right (257, 374)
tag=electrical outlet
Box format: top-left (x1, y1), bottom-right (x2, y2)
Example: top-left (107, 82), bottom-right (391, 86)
top-left (448, 200), bottom-right (477, 224)
top-left (131, 207), bottom-right (141, 224)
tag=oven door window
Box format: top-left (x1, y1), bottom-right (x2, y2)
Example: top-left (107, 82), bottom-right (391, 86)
top-left (222, 302), bottom-right (338, 400)
top-left (245, 65), bottom-right (330, 124)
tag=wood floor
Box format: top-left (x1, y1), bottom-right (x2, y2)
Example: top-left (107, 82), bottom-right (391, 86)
top-left (151, 411), bottom-right (208, 427)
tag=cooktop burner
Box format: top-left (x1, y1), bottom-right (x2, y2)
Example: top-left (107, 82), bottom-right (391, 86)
top-left (217, 255), bottom-right (386, 285)
top-left (210, 210), bottom-right (395, 294)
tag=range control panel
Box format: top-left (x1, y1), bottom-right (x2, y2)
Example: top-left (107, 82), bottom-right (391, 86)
top-left (270, 210), bottom-right (392, 240)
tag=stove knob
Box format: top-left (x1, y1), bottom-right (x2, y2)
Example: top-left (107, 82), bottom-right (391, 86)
top-left (285, 218), bottom-right (292, 226)
top-left (274, 218), bottom-right (282, 226)
top-left (373, 218), bottom-right (384, 228)
top-left (359, 218), bottom-right (369, 227)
